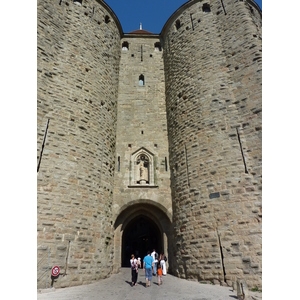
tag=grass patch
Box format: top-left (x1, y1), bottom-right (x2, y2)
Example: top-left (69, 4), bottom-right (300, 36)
top-left (250, 286), bottom-right (262, 292)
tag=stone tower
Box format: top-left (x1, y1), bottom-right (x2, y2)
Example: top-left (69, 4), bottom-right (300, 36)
top-left (37, 0), bottom-right (262, 290)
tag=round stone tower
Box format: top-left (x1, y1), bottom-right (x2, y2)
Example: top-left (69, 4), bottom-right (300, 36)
top-left (162, 0), bottom-right (262, 288)
top-left (37, 0), bottom-right (122, 288)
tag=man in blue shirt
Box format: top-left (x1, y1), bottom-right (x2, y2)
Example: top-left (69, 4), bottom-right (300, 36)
top-left (143, 251), bottom-right (154, 287)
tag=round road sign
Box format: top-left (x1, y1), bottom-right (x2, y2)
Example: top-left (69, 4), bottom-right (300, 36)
top-left (51, 265), bottom-right (60, 277)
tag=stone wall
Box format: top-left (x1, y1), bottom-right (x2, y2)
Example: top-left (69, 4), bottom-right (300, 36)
top-left (37, 0), bottom-right (121, 288)
top-left (112, 34), bottom-right (173, 267)
top-left (112, 34), bottom-right (172, 219)
top-left (162, 0), bottom-right (262, 288)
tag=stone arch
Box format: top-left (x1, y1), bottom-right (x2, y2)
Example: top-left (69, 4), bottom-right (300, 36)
top-left (113, 201), bottom-right (172, 271)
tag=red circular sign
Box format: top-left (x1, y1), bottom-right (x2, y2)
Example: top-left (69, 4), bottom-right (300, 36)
top-left (51, 265), bottom-right (60, 277)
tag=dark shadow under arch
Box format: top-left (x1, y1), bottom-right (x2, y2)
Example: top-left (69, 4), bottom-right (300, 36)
top-left (114, 199), bottom-right (172, 224)
top-left (114, 199), bottom-right (173, 273)
top-left (113, 201), bottom-right (173, 270)
top-left (122, 215), bottom-right (162, 267)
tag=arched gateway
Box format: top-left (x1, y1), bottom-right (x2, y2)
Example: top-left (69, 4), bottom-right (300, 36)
top-left (113, 201), bottom-right (172, 270)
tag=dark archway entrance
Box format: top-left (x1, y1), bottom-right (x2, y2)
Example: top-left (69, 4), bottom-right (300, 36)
top-left (122, 215), bottom-right (162, 267)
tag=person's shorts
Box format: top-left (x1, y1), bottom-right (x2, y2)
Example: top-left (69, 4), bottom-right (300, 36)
top-left (145, 268), bottom-right (152, 280)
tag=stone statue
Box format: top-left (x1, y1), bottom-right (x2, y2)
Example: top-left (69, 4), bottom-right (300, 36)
top-left (137, 156), bottom-right (148, 184)
top-left (139, 160), bottom-right (148, 183)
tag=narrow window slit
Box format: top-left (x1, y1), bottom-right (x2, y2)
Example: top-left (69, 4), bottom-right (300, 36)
top-left (202, 3), bottom-right (211, 12)
top-left (37, 119), bottom-right (50, 172)
top-left (184, 143), bottom-right (190, 187)
top-left (220, 0), bottom-right (227, 15)
top-left (154, 42), bottom-right (162, 51)
top-left (139, 74), bottom-right (144, 86)
top-left (105, 15), bottom-right (110, 24)
top-left (236, 128), bottom-right (248, 173)
top-left (117, 156), bottom-right (120, 172)
top-left (122, 41), bottom-right (129, 51)
top-left (190, 14), bottom-right (194, 30)
top-left (165, 157), bottom-right (168, 171)
top-left (248, 4), bottom-right (254, 14)
top-left (216, 229), bottom-right (227, 283)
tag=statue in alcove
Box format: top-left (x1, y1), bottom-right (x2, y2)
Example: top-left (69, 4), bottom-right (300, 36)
top-left (137, 155), bottom-right (149, 184)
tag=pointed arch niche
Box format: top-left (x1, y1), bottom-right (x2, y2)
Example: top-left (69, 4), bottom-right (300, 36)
top-left (129, 147), bottom-right (156, 187)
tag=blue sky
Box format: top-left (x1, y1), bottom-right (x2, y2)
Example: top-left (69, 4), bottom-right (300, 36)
top-left (104, 0), bottom-right (262, 34)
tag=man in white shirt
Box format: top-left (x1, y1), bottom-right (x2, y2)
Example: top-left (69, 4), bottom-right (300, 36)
top-left (151, 249), bottom-right (158, 276)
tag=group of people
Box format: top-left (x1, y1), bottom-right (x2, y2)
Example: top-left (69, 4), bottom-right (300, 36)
top-left (130, 249), bottom-right (167, 287)
top-left (151, 249), bottom-right (167, 276)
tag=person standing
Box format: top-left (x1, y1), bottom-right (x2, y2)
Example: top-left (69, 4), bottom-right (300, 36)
top-left (159, 252), bottom-right (167, 276)
top-left (143, 251), bottom-right (154, 287)
top-left (151, 249), bottom-right (158, 276)
top-left (130, 254), bottom-right (138, 286)
top-left (157, 264), bottom-right (163, 285)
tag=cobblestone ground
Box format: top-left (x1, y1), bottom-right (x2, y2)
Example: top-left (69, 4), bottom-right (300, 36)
top-left (37, 268), bottom-right (262, 300)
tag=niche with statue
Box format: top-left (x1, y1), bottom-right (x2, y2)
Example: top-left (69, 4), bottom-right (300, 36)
top-left (130, 148), bottom-right (155, 186)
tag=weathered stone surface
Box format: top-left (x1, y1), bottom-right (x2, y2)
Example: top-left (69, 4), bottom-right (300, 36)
top-left (37, 0), bottom-right (121, 289)
top-left (162, 0), bottom-right (261, 288)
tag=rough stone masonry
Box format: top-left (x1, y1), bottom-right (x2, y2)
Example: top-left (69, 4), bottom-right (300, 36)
top-left (37, 0), bottom-right (262, 291)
